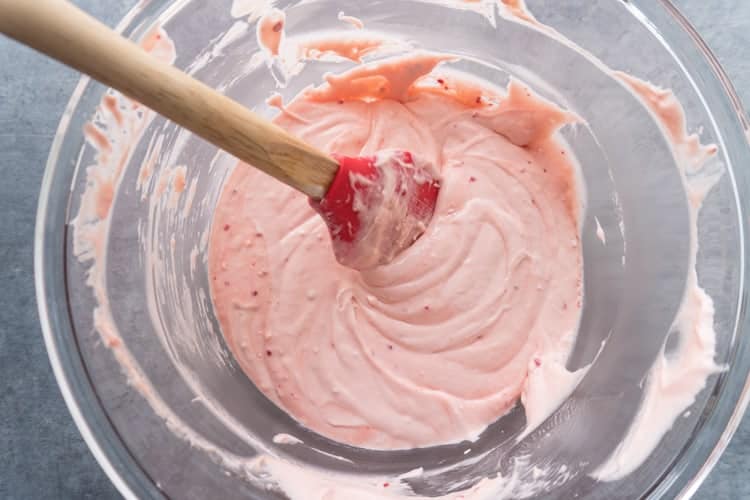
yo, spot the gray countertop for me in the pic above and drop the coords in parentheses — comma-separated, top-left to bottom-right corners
(1, 1, 749, 498)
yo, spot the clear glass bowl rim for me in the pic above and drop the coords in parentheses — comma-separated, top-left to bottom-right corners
(33, 1, 750, 498)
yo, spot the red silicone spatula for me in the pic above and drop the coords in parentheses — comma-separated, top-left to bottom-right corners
(314, 151, 440, 269)
(0, 0, 440, 269)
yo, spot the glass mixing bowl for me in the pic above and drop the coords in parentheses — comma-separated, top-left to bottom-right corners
(35, 0, 750, 498)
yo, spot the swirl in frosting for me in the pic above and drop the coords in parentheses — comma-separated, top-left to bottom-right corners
(208, 54, 583, 449)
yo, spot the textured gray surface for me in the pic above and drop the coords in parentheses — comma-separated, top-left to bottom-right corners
(0, 1, 749, 499)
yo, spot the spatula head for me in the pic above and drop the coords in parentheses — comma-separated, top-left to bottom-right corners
(313, 150, 440, 270)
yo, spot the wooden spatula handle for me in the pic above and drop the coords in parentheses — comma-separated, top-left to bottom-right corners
(0, 0, 339, 199)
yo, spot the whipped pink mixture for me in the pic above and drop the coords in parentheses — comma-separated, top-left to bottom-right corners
(208, 53, 583, 449)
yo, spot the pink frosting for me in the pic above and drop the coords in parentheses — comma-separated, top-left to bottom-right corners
(208, 54, 582, 449)
(256, 8, 285, 56)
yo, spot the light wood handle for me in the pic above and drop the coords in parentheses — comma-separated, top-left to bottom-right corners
(0, 0, 339, 198)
